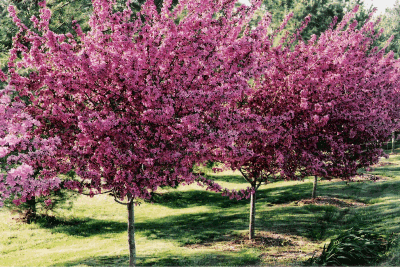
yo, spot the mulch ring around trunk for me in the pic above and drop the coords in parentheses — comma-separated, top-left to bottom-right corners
(184, 231, 320, 264)
(295, 196, 367, 208)
(185, 231, 312, 251)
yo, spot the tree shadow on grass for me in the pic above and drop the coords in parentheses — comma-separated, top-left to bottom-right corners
(34, 216, 127, 237)
(154, 170, 399, 210)
(373, 166, 400, 176)
(136, 203, 357, 245)
(151, 181, 331, 209)
(156, 173, 399, 211)
(257, 182, 312, 204)
(150, 190, 250, 209)
(138, 211, 248, 245)
(139, 177, 400, 245)
(58, 255, 129, 266)
(58, 250, 260, 266)
(346, 201, 400, 233)
(260, 205, 354, 240)
(204, 173, 250, 184)
(317, 178, 400, 204)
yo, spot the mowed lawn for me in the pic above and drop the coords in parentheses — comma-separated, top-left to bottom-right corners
(1, 155, 400, 266)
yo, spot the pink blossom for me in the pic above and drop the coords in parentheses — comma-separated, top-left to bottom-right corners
(44, 198, 52, 206)
(0, 147, 9, 158)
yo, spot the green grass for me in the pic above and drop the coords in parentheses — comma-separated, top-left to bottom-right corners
(1, 157, 400, 266)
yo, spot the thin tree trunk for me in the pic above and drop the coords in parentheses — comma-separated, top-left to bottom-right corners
(312, 175, 318, 199)
(392, 132, 396, 153)
(249, 188, 256, 240)
(26, 196, 36, 223)
(127, 199, 136, 267)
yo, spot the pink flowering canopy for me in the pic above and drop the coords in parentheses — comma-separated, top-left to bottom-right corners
(2, 0, 399, 209)
(232, 7, 400, 183)
(0, 0, 275, 204)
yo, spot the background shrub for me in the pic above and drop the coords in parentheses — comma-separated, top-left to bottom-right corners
(305, 228, 395, 266)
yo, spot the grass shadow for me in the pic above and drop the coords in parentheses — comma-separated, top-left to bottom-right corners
(137, 211, 248, 245)
(205, 173, 249, 184)
(151, 180, 349, 210)
(58, 255, 129, 266)
(150, 190, 249, 209)
(257, 182, 312, 204)
(136, 204, 355, 245)
(34, 215, 127, 237)
(57, 251, 260, 266)
(347, 201, 400, 233)
(317, 178, 400, 204)
(260, 204, 355, 240)
(142, 178, 400, 244)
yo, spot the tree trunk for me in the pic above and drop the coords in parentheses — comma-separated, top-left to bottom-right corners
(392, 132, 396, 153)
(127, 199, 136, 267)
(312, 176, 318, 199)
(26, 196, 36, 223)
(249, 188, 256, 240)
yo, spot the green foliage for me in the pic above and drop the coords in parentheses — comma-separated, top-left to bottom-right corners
(382, 236, 400, 266)
(0, 0, 180, 54)
(0, 0, 92, 53)
(377, 0, 400, 58)
(0, 0, 373, 54)
(306, 228, 395, 266)
(0, 52, 7, 88)
(261, 0, 372, 42)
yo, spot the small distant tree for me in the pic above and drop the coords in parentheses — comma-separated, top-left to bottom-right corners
(0, 91, 77, 222)
(0, 90, 62, 215)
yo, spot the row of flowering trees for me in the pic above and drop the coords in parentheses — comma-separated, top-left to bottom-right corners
(1, 0, 400, 265)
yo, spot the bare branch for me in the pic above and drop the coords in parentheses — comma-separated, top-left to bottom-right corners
(53, 0, 79, 12)
(70, 189, 113, 196)
(256, 180, 262, 190)
(239, 167, 253, 184)
(114, 197, 129, 206)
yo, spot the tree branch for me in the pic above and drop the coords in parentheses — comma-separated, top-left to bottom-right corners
(114, 197, 129, 205)
(239, 167, 252, 184)
(72, 189, 113, 196)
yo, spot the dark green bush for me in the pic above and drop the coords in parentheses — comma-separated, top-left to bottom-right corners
(305, 228, 395, 266)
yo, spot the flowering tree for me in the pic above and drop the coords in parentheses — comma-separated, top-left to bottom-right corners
(228, 7, 400, 240)
(0, 0, 267, 265)
(285, 11, 400, 196)
(0, 86, 62, 210)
